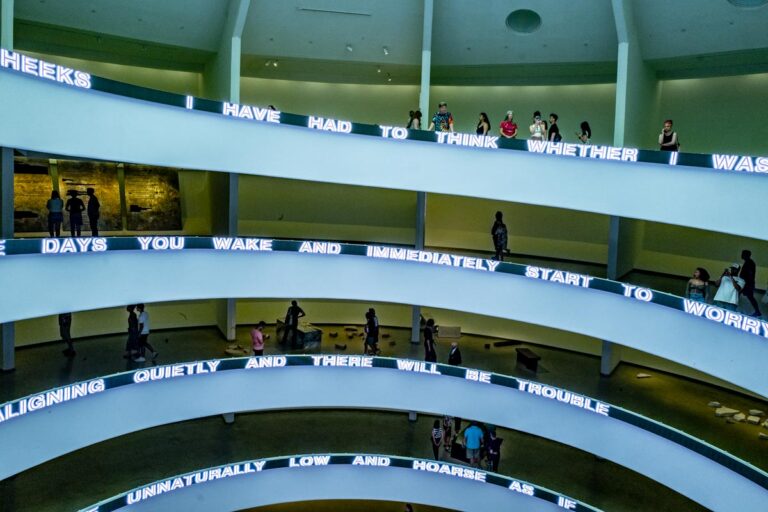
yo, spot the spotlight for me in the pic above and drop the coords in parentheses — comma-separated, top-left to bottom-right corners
(346, 44, 353, 52)
(265, 60, 271, 67)
(383, 46, 389, 55)
(377, 66, 381, 73)
(273, 60, 278, 67)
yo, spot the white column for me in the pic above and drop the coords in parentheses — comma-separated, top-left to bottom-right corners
(0, 0, 13, 51)
(411, 0, 433, 344)
(1, 147, 14, 370)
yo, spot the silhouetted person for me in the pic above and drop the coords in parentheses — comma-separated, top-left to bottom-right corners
(430, 419, 444, 460)
(740, 250, 762, 317)
(424, 319, 437, 362)
(46, 190, 64, 237)
(59, 312, 75, 357)
(124, 305, 140, 359)
(491, 211, 508, 261)
(486, 430, 503, 472)
(281, 300, 305, 348)
(86, 188, 100, 236)
(65, 190, 85, 237)
(134, 303, 157, 362)
(448, 341, 462, 366)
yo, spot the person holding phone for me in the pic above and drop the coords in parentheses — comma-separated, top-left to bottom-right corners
(529, 110, 546, 141)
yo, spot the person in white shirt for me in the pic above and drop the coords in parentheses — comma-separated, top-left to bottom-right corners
(134, 303, 158, 362)
(713, 264, 744, 312)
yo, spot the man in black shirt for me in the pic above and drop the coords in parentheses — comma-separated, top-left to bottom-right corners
(86, 188, 101, 236)
(59, 312, 75, 356)
(65, 190, 86, 237)
(281, 300, 306, 348)
(448, 341, 462, 366)
(740, 250, 762, 317)
(548, 113, 561, 142)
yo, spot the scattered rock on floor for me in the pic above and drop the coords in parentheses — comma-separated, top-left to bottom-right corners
(382, 333, 391, 339)
(344, 326, 358, 332)
(707, 401, 721, 408)
(747, 416, 761, 425)
(762, 420, 768, 429)
(334, 343, 347, 350)
(726, 417, 737, 424)
(329, 332, 339, 338)
(759, 433, 768, 441)
(749, 409, 765, 417)
(389, 341, 396, 346)
(733, 413, 747, 422)
(715, 407, 740, 417)
(484, 344, 491, 350)
(636, 373, 651, 379)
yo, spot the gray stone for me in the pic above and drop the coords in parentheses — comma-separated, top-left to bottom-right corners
(749, 409, 764, 417)
(759, 433, 768, 441)
(707, 401, 721, 408)
(747, 416, 761, 425)
(636, 373, 651, 379)
(733, 413, 747, 422)
(715, 407, 739, 417)
(726, 417, 737, 424)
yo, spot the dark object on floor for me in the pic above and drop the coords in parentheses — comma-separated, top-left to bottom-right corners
(344, 326, 358, 332)
(450, 440, 469, 462)
(484, 344, 491, 349)
(329, 332, 339, 338)
(494, 340, 522, 347)
(389, 341, 396, 346)
(359, 333, 365, 337)
(334, 343, 347, 350)
(347, 333, 355, 339)
(382, 333, 391, 338)
(516, 347, 541, 372)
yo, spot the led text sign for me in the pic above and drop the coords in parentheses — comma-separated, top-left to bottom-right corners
(0, 49, 91, 89)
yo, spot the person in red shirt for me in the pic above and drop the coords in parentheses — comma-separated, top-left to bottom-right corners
(251, 321, 266, 356)
(499, 110, 518, 138)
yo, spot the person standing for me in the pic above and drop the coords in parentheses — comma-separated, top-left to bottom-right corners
(251, 321, 266, 356)
(281, 300, 306, 348)
(548, 113, 561, 142)
(423, 318, 437, 362)
(463, 421, 484, 467)
(442, 415, 453, 455)
(476, 112, 491, 135)
(65, 190, 85, 237)
(406, 110, 422, 130)
(430, 419, 444, 460)
(364, 308, 380, 355)
(499, 111, 518, 139)
(714, 264, 744, 311)
(428, 102, 454, 132)
(740, 250, 762, 317)
(59, 312, 75, 357)
(124, 305, 140, 360)
(685, 267, 710, 303)
(529, 111, 546, 141)
(486, 430, 503, 472)
(46, 190, 64, 237)
(491, 211, 508, 261)
(659, 119, 679, 151)
(134, 303, 157, 362)
(86, 188, 101, 236)
(447, 342, 462, 366)
(576, 121, 591, 144)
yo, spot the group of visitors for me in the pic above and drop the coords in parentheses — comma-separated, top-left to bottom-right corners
(124, 304, 158, 362)
(45, 188, 100, 237)
(430, 418, 502, 470)
(686, 250, 764, 316)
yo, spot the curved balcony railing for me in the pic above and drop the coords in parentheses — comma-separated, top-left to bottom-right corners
(1, 356, 766, 511)
(1, 51, 767, 241)
(77, 453, 600, 512)
(1, 236, 766, 396)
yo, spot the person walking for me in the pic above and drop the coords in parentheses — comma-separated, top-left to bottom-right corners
(65, 190, 85, 237)
(364, 309, 380, 355)
(59, 312, 75, 357)
(486, 429, 503, 472)
(491, 211, 508, 261)
(447, 341, 462, 366)
(134, 303, 157, 362)
(740, 250, 762, 317)
(430, 419, 444, 460)
(251, 321, 266, 356)
(423, 318, 437, 362)
(86, 188, 101, 236)
(281, 300, 306, 348)
(124, 305, 140, 360)
(46, 190, 64, 237)
(463, 422, 484, 467)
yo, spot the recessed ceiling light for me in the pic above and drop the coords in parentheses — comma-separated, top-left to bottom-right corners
(346, 44, 353, 52)
(265, 60, 271, 67)
(377, 66, 381, 73)
(506, 9, 542, 34)
(727, 0, 768, 7)
(273, 60, 278, 67)
(383, 46, 389, 55)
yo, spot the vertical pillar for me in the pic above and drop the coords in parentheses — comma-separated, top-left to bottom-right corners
(212, 172, 239, 341)
(0, 0, 13, 51)
(1, 147, 14, 370)
(411, 0, 433, 344)
(117, 163, 128, 232)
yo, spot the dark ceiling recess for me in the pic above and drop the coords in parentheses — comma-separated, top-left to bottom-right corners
(506, 9, 542, 34)
(727, 0, 768, 7)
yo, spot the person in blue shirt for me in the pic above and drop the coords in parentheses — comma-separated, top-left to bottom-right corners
(463, 421, 484, 467)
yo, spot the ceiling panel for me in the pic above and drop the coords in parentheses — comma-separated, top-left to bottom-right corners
(432, 0, 618, 65)
(635, 0, 768, 59)
(241, 0, 423, 65)
(16, 0, 227, 51)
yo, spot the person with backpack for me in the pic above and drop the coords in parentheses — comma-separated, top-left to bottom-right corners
(491, 211, 508, 261)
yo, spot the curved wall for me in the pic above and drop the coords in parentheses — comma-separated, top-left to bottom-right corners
(80, 454, 596, 512)
(1, 68, 768, 241)
(2, 359, 766, 511)
(0, 247, 767, 397)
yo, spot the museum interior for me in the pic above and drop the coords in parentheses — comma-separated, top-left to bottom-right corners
(1, 1, 768, 511)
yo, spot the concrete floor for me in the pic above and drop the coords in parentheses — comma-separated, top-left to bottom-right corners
(1, 326, 765, 511)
